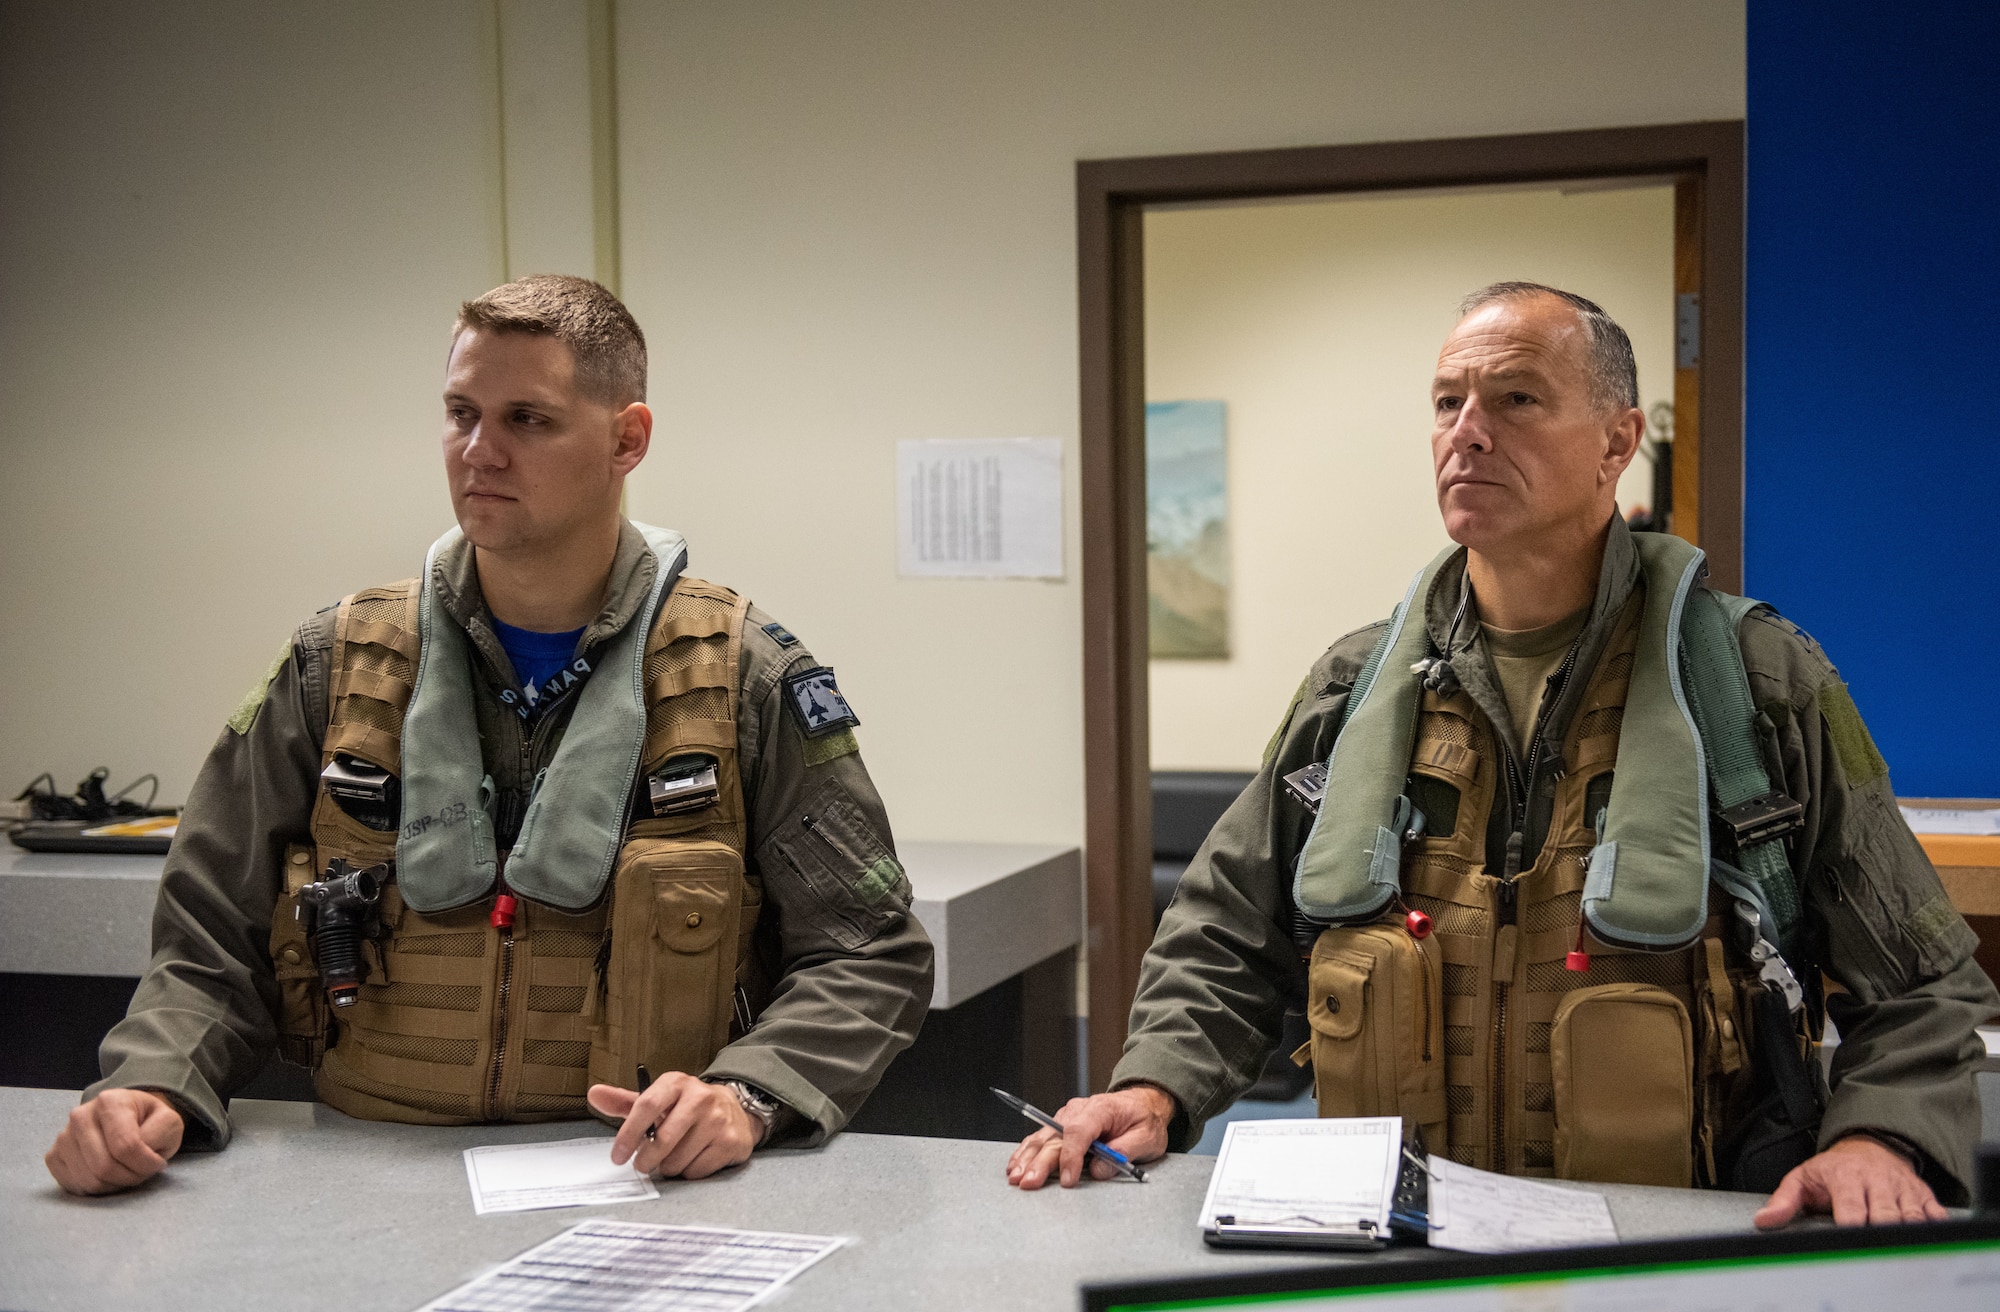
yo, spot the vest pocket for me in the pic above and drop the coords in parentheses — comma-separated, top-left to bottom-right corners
(593, 837, 744, 1090)
(1551, 983, 1693, 1186)
(1305, 924, 1447, 1148)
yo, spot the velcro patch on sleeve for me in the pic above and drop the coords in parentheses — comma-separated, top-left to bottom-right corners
(853, 855, 907, 907)
(762, 620, 799, 647)
(1817, 681, 1889, 787)
(227, 640, 294, 735)
(801, 726, 859, 767)
(783, 665, 860, 738)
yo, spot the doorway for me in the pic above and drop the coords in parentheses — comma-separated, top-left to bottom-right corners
(1076, 122, 1744, 1090)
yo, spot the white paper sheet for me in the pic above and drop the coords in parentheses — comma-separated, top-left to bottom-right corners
(1425, 1156, 1618, 1253)
(1197, 1117, 1401, 1234)
(417, 1219, 844, 1312)
(896, 437, 1064, 578)
(462, 1137, 659, 1216)
(1900, 806, 2000, 836)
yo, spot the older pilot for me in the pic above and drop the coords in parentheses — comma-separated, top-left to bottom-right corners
(1009, 282, 1997, 1227)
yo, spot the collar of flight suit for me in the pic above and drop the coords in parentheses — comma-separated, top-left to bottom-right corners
(1419, 513, 1642, 771)
(428, 519, 664, 689)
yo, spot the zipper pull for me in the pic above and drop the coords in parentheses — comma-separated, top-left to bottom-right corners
(1493, 923, 1519, 980)
(490, 886, 518, 930)
(1502, 831, 1524, 880)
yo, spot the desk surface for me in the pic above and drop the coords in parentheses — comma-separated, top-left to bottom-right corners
(1, 1086, 1773, 1312)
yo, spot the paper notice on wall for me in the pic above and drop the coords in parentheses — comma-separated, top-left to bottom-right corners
(896, 438, 1063, 578)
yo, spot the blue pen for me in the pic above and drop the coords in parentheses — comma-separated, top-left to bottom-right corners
(991, 1086, 1149, 1182)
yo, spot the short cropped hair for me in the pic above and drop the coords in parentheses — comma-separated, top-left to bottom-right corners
(1458, 281, 1638, 413)
(455, 274, 647, 406)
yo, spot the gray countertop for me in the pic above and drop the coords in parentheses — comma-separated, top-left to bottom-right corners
(0, 840, 1083, 1009)
(1, 1085, 1772, 1312)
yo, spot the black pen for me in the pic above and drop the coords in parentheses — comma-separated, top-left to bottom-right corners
(991, 1086, 1148, 1182)
(637, 1063, 656, 1141)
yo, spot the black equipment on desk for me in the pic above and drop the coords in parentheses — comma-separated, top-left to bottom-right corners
(1085, 1216, 2000, 1312)
(9, 767, 179, 854)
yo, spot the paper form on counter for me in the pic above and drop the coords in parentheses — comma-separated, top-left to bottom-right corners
(417, 1219, 845, 1311)
(1425, 1155, 1618, 1253)
(462, 1137, 658, 1215)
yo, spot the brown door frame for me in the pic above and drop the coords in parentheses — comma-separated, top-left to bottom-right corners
(1076, 120, 1744, 1091)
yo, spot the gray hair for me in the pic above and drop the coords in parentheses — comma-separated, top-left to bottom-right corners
(1457, 281, 1638, 413)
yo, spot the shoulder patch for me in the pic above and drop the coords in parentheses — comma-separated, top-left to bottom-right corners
(1817, 681, 1889, 787)
(762, 620, 799, 647)
(783, 665, 861, 738)
(227, 640, 294, 735)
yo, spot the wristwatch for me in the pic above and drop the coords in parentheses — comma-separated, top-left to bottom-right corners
(712, 1079, 786, 1146)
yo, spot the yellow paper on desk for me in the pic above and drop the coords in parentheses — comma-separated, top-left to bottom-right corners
(80, 816, 178, 839)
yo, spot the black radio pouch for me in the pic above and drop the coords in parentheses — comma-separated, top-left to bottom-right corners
(1716, 985, 1828, 1193)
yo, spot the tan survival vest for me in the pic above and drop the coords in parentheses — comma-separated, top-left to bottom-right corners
(1301, 594, 1764, 1186)
(267, 575, 765, 1124)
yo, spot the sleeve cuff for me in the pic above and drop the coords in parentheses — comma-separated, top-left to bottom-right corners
(85, 1064, 231, 1152)
(701, 1048, 840, 1147)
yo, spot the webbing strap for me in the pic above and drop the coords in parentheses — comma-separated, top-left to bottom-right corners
(1679, 589, 1802, 951)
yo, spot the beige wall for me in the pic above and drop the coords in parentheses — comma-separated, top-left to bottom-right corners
(0, 1, 502, 806)
(613, 1, 1742, 846)
(0, 0, 1744, 838)
(1146, 185, 1677, 772)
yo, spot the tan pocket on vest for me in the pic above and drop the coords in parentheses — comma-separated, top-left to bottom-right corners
(1305, 923, 1446, 1148)
(590, 838, 744, 1089)
(268, 843, 328, 1069)
(1551, 982, 1693, 1186)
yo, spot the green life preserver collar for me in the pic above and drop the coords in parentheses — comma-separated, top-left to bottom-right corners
(1294, 534, 1714, 951)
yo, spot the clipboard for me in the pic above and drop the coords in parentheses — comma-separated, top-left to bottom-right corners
(1197, 1117, 1430, 1252)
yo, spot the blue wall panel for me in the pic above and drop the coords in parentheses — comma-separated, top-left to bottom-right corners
(1746, 1, 2000, 797)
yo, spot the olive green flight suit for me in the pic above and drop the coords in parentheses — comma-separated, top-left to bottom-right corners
(1113, 518, 1999, 1203)
(89, 522, 934, 1149)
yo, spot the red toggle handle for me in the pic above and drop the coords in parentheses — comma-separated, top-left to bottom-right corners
(490, 893, 518, 930)
(1404, 908, 1433, 940)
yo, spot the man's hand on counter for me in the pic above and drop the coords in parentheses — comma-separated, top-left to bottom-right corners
(45, 1087, 185, 1196)
(1006, 1084, 1174, 1190)
(589, 1075, 757, 1180)
(1754, 1133, 1949, 1228)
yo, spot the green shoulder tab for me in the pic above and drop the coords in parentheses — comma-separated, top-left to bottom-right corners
(801, 725, 859, 767)
(1817, 681, 1889, 787)
(227, 640, 294, 735)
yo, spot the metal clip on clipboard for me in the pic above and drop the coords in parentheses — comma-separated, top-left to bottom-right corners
(1207, 1216, 1387, 1250)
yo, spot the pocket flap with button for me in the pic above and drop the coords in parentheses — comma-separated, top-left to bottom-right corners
(652, 879, 733, 955)
(1307, 951, 1372, 1041)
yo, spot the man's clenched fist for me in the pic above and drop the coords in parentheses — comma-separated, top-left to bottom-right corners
(46, 1088, 185, 1196)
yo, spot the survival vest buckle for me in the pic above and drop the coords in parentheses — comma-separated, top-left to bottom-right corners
(1718, 791, 1805, 849)
(1732, 901, 1805, 1015)
(1281, 761, 1328, 814)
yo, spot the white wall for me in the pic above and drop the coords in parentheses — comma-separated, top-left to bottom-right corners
(1146, 185, 1677, 772)
(0, 1, 503, 806)
(613, 1, 1742, 844)
(0, 0, 1745, 836)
